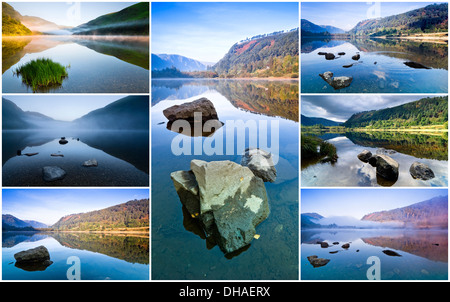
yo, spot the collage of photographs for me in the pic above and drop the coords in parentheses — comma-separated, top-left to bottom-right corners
(0, 0, 448, 284)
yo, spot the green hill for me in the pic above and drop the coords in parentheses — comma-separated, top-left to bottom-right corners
(348, 3, 448, 36)
(343, 96, 448, 129)
(213, 28, 299, 78)
(71, 2, 149, 35)
(2, 3, 32, 36)
(52, 199, 149, 231)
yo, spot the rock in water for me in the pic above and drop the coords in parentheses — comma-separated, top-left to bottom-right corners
(357, 150, 372, 162)
(404, 61, 431, 69)
(163, 97, 219, 123)
(172, 159, 270, 254)
(240, 148, 277, 182)
(42, 166, 66, 182)
(82, 159, 98, 167)
(382, 249, 402, 257)
(307, 255, 330, 268)
(324, 53, 335, 60)
(319, 71, 352, 90)
(409, 161, 435, 180)
(14, 246, 53, 272)
(59, 138, 68, 144)
(352, 54, 360, 60)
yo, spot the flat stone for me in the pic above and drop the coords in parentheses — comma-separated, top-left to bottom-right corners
(42, 166, 66, 182)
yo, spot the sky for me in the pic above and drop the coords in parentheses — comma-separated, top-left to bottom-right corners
(4, 95, 131, 121)
(301, 2, 442, 31)
(301, 95, 445, 123)
(2, 189, 149, 226)
(151, 2, 299, 63)
(8, 2, 138, 27)
(301, 188, 448, 220)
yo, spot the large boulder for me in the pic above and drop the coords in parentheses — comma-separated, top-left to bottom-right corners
(163, 97, 219, 123)
(319, 71, 352, 90)
(357, 150, 372, 162)
(171, 159, 270, 254)
(14, 246, 53, 272)
(307, 255, 330, 268)
(240, 148, 277, 182)
(372, 154, 399, 181)
(42, 166, 66, 182)
(409, 161, 435, 180)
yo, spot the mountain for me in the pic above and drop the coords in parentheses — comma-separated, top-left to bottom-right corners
(2, 2, 32, 35)
(362, 196, 448, 229)
(72, 95, 149, 130)
(301, 114, 341, 126)
(152, 54, 209, 71)
(2, 214, 47, 231)
(213, 28, 299, 78)
(348, 3, 448, 36)
(71, 2, 149, 35)
(342, 96, 448, 128)
(52, 199, 149, 231)
(301, 19, 345, 34)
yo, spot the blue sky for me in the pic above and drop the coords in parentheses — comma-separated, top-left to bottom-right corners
(8, 2, 139, 27)
(301, 2, 442, 31)
(4, 95, 132, 121)
(2, 189, 149, 226)
(301, 188, 448, 219)
(152, 2, 299, 63)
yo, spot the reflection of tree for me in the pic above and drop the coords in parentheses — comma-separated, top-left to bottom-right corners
(345, 131, 448, 160)
(362, 231, 448, 263)
(50, 232, 149, 265)
(2, 37, 32, 73)
(215, 80, 299, 122)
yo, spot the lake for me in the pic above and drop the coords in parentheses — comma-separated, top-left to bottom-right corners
(301, 37, 448, 93)
(301, 228, 448, 280)
(2, 35, 149, 93)
(301, 131, 448, 187)
(151, 79, 299, 280)
(2, 130, 149, 186)
(2, 232, 149, 280)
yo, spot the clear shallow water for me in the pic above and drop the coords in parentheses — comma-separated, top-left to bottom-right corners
(2, 36, 149, 93)
(301, 132, 448, 187)
(301, 38, 448, 93)
(2, 130, 149, 186)
(2, 232, 149, 280)
(301, 229, 448, 280)
(151, 79, 299, 280)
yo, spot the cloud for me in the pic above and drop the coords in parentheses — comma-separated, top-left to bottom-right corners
(316, 216, 404, 229)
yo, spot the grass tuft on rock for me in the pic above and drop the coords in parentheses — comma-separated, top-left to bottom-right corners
(14, 58, 69, 92)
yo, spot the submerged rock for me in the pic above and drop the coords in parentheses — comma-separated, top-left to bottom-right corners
(319, 71, 353, 90)
(14, 246, 53, 271)
(409, 161, 435, 180)
(42, 166, 66, 182)
(171, 159, 270, 254)
(240, 148, 276, 182)
(307, 255, 330, 268)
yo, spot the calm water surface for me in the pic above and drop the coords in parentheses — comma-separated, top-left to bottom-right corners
(2, 232, 149, 280)
(302, 229, 448, 280)
(301, 132, 448, 187)
(2, 36, 149, 93)
(151, 79, 299, 280)
(301, 38, 448, 93)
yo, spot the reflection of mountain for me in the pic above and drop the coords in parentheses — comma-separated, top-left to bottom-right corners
(50, 232, 149, 265)
(362, 231, 448, 263)
(2, 232, 49, 248)
(71, 2, 149, 36)
(362, 195, 448, 229)
(345, 131, 448, 161)
(214, 80, 299, 122)
(151, 79, 213, 106)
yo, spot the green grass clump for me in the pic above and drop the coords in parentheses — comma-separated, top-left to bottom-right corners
(301, 134, 338, 162)
(14, 58, 69, 92)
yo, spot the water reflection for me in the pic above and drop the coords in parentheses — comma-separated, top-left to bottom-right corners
(301, 38, 448, 93)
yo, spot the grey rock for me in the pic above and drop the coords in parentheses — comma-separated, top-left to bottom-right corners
(42, 166, 66, 182)
(82, 159, 98, 167)
(409, 161, 435, 180)
(14, 246, 51, 263)
(307, 255, 330, 268)
(170, 170, 200, 217)
(241, 148, 276, 182)
(357, 150, 372, 162)
(374, 154, 399, 181)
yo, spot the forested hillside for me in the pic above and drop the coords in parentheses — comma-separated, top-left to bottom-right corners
(2, 3, 32, 36)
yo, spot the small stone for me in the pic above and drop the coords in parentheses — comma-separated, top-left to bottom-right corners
(82, 159, 98, 167)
